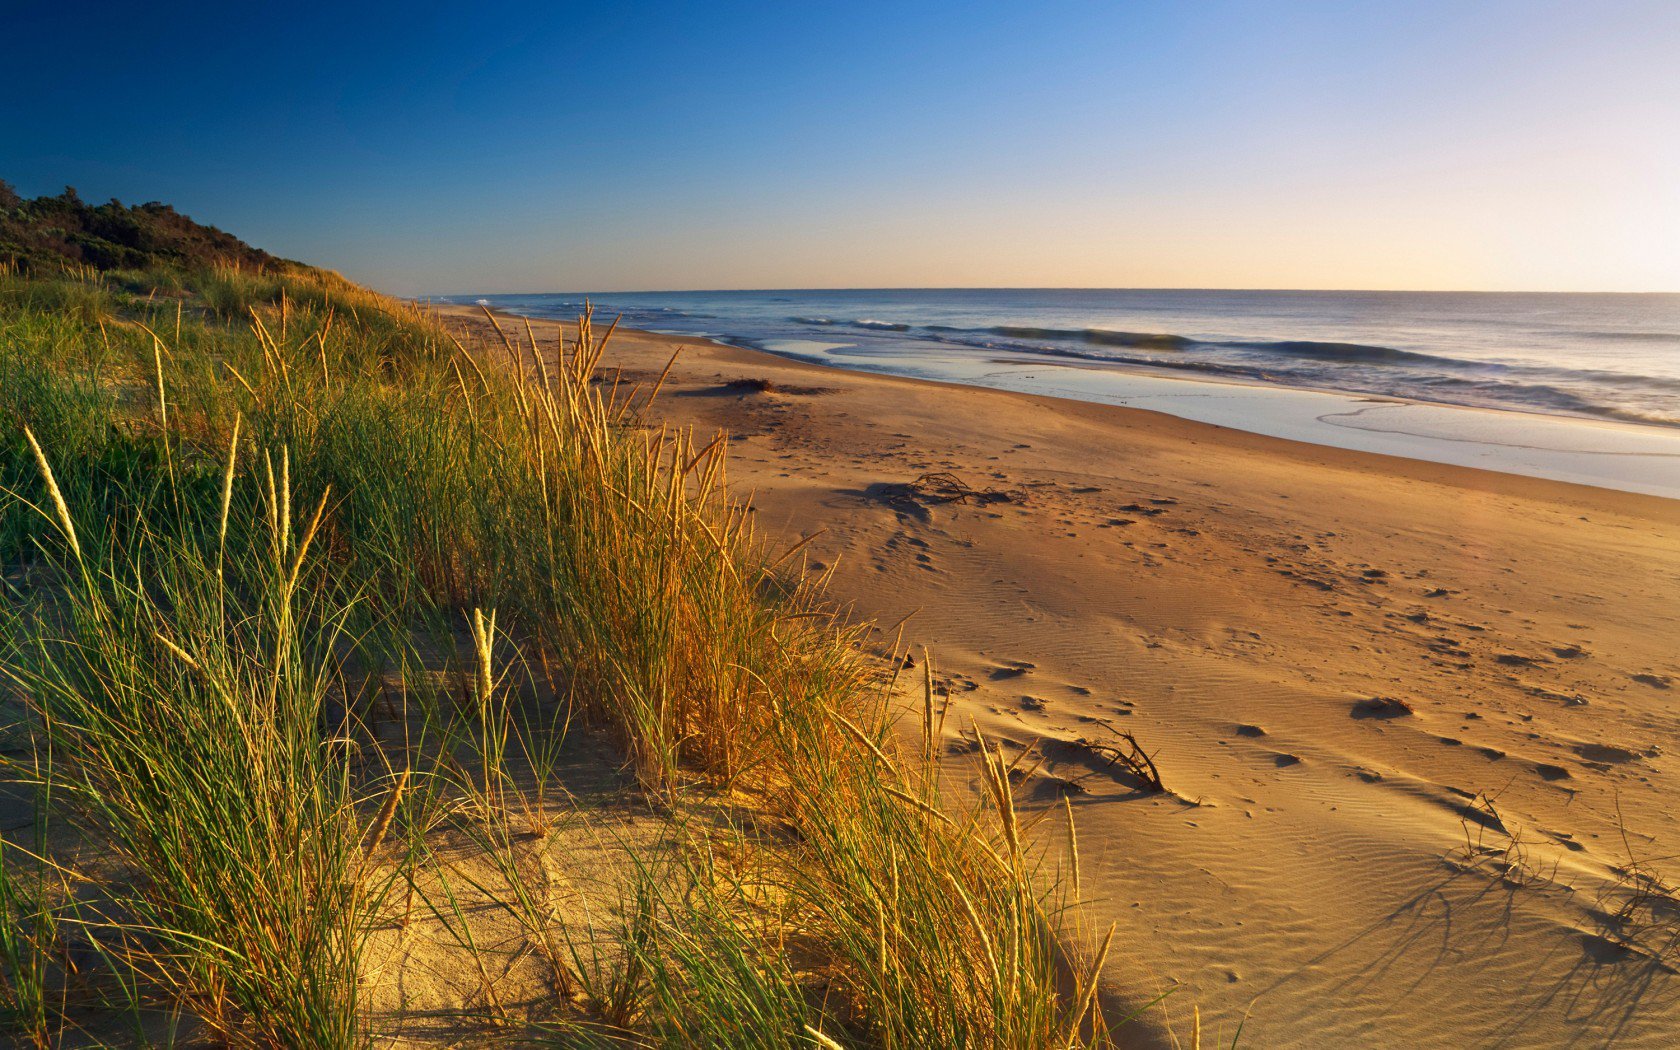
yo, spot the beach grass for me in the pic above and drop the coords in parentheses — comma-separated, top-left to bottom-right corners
(0, 262, 1117, 1046)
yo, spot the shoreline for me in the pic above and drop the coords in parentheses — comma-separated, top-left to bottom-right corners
(441, 300, 1680, 1045)
(465, 301, 1680, 501)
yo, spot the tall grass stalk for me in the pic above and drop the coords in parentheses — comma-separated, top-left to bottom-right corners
(4, 438, 393, 1047)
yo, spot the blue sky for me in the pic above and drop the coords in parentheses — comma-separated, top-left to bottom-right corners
(5, 1, 1677, 293)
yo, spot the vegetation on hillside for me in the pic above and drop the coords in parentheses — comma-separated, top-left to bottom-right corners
(0, 182, 286, 275)
(0, 254, 1121, 1047)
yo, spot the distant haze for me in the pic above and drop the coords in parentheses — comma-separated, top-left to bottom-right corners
(5, 1, 1677, 294)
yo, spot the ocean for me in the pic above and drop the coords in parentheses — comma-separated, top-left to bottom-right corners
(456, 288, 1680, 429)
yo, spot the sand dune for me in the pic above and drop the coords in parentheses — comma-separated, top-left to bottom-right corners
(444, 305, 1680, 1047)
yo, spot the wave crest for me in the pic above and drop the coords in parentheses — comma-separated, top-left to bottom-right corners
(1232, 339, 1443, 365)
(989, 326, 1193, 351)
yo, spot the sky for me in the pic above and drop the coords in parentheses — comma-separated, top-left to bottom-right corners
(4, 1, 1678, 294)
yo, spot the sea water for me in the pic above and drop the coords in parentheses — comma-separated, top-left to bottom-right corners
(451, 288, 1680, 497)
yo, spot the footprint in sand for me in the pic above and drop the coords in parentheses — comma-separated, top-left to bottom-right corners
(989, 660, 1036, 680)
(1574, 743, 1644, 765)
(1351, 697, 1415, 719)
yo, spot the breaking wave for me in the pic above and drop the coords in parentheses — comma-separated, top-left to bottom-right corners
(472, 289, 1680, 431)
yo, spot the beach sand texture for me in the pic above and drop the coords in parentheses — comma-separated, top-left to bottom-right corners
(443, 305, 1680, 1047)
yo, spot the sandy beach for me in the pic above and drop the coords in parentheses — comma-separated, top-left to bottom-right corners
(443, 303, 1680, 1047)
(11, 5, 1676, 1043)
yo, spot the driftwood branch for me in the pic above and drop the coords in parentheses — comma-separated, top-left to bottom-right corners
(1074, 719, 1166, 793)
(880, 472, 1024, 516)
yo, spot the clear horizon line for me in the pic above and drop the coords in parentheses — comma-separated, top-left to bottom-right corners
(422, 284, 1680, 298)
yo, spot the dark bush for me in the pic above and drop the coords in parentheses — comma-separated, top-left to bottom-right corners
(0, 181, 293, 274)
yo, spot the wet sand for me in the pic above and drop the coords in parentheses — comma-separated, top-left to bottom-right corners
(734, 336, 1680, 500)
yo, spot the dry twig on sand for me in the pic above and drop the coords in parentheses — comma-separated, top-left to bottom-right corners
(882, 472, 1023, 515)
(1073, 719, 1166, 793)
(1596, 799, 1680, 961)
